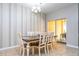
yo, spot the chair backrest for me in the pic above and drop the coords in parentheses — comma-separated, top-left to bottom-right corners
(60, 33, 66, 38)
(46, 32, 54, 43)
(38, 33, 46, 46)
(18, 32, 25, 47)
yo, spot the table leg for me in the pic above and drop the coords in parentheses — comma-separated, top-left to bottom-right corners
(27, 43, 30, 56)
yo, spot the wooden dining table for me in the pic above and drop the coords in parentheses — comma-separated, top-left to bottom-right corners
(22, 35, 39, 56)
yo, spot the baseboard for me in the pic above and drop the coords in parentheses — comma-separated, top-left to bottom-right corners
(0, 45, 19, 51)
(66, 44, 78, 48)
(0, 44, 78, 51)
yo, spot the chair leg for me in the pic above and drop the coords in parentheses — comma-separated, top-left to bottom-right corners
(22, 48, 25, 56)
(32, 47, 34, 55)
(47, 45, 49, 54)
(44, 47, 47, 55)
(39, 48, 41, 56)
(19, 47, 22, 55)
(51, 43, 53, 52)
(50, 44, 53, 54)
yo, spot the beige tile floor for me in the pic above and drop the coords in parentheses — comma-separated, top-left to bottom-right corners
(0, 42, 78, 56)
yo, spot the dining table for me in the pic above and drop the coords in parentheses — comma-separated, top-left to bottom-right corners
(22, 35, 39, 56)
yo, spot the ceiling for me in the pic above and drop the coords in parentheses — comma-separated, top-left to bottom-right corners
(23, 3, 75, 14)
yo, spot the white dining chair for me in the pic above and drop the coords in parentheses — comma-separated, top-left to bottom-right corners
(34, 33, 47, 56)
(18, 32, 39, 56)
(46, 32, 54, 54)
(18, 32, 27, 56)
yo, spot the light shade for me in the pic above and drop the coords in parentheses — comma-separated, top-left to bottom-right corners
(32, 6, 41, 13)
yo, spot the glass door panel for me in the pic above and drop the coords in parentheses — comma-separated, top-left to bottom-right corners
(48, 20, 55, 35)
(56, 19, 66, 42)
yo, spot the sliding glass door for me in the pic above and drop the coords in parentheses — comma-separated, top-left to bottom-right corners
(56, 19, 66, 42)
(47, 19, 67, 43)
(48, 20, 55, 35)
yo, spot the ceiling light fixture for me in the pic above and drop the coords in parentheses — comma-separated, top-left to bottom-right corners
(32, 3, 41, 13)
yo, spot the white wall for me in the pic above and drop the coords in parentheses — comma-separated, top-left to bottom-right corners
(0, 3, 46, 49)
(78, 3, 79, 47)
(46, 4, 78, 48)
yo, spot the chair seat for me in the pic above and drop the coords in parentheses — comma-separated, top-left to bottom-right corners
(23, 44, 27, 48)
(30, 42, 39, 46)
(30, 42, 46, 46)
(23, 42, 39, 48)
(40, 43, 46, 46)
(47, 42, 52, 44)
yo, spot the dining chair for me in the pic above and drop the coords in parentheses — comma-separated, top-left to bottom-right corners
(18, 32, 27, 56)
(60, 33, 66, 43)
(46, 32, 53, 54)
(18, 32, 39, 56)
(34, 33, 47, 56)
